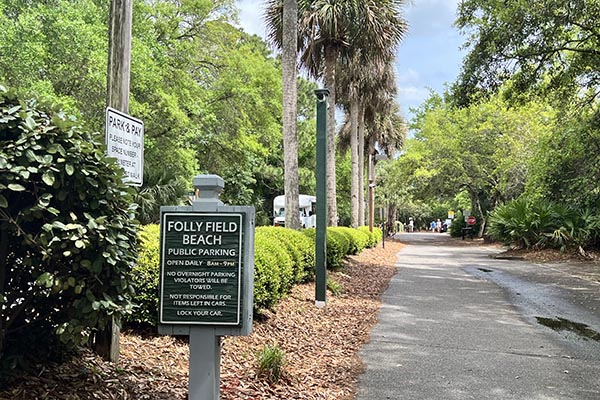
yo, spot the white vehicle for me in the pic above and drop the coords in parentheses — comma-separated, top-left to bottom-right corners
(273, 194, 317, 228)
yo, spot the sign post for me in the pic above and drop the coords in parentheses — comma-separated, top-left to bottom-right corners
(105, 107, 144, 186)
(159, 175, 254, 400)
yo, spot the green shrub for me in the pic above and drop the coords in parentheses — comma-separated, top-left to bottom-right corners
(488, 198, 558, 248)
(357, 226, 376, 247)
(358, 226, 382, 247)
(128, 224, 160, 326)
(330, 226, 370, 254)
(302, 228, 346, 269)
(126, 224, 385, 324)
(255, 226, 314, 283)
(488, 197, 600, 250)
(254, 228, 294, 310)
(449, 212, 466, 237)
(328, 228, 350, 259)
(0, 87, 138, 368)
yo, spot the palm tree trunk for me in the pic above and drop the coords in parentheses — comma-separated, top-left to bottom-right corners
(358, 104, 366, 226)
(350, 84, 359, 228)
(324, 46, 338, 226)
(282, 0, 300, 229)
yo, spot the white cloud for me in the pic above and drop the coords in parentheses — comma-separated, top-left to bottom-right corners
(398, 86, 431, 111)
(235, 0, 268, 39)
(396, 68, 421, 85)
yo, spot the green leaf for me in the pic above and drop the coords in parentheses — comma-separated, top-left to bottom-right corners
(92, 259, 103, 274)
(65, 164, 75, 176)
(75, 240, 85, 248)
(39, 196, 51, 207)
(8, 183, 26, 191)
(0, 195, 7, 208)
(24, 116, 37, 131)
(47, 207, 60, 216)
(6, 105, 20, 114)
(25, 150, 37, 162)
(35, 272, 54, 287)
(42, 171, 55, 186)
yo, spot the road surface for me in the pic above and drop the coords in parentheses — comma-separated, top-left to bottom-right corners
(357, 232, 600, 400)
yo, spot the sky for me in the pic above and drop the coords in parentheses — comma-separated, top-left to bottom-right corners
(234, 0, 467, 122)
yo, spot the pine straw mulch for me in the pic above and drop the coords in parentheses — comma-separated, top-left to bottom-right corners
(0, 241, 404, 400)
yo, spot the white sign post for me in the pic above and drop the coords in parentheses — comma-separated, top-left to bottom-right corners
(105, 107, 144, 186)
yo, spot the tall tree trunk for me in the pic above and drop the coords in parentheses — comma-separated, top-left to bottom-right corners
(358, 104, 366, 226)
(349, 84, 359, 228)
(366, 137, 376, 228)
(282, 0, 300, 229)
(474, 195, 486, 237)
(324, 47, 338, 226)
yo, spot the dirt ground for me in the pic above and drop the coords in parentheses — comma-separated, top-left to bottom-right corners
(0, 241, 404, 400)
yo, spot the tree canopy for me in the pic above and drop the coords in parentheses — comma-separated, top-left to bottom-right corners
(454, 0, 600, 107)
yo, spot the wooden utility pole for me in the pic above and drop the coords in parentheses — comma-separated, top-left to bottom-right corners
(107, 0, 132, 113)
(95, 0, 133, 363)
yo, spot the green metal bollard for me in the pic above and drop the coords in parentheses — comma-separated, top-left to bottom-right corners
(314, 89, 329, 307)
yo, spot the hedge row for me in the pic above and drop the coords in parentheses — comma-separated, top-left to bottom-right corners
(129, 225, 382, 326)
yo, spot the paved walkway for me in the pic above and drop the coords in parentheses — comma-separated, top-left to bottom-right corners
(356, 233, 600, 400)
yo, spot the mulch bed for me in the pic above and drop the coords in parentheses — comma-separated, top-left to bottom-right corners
(0, 241, 404, 400)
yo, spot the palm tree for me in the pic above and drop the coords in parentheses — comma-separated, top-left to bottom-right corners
(282, 0, 301, 229)
(267, 0, 351, 226)
(266, 0, 407, 226)
(337, 59, 404, 226)
(360, 60, 400, 224)
(263, 0, 301, 229)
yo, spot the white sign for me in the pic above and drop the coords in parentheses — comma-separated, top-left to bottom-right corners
(105, 107, 144, 186)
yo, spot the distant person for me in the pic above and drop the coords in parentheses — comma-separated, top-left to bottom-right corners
(430, 220, 436, 232)
(436, 218, 442, 233)
(408, 218, 414, 232)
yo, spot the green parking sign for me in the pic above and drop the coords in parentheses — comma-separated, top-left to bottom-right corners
(159, 212, 244, 325)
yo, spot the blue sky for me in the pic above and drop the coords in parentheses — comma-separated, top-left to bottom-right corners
(234, 0, 466, 122)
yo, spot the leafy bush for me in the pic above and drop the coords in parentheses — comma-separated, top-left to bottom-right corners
(449, 212, 466, 237)
(488, 197, 600, 250)
(302, 228, 345, 269)
(329, 226, 370, 254)
(254, 228, 294, 310)
(255, 227, 314, 282)
(357, 226, 382, 247)
(328, 229, 350, 260)
(127, 224, 160, 327)
(488, 198, 558, 248)
(0, 87, 138, 368)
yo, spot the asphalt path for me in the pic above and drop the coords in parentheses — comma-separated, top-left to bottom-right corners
(356, 232, 600, 400)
